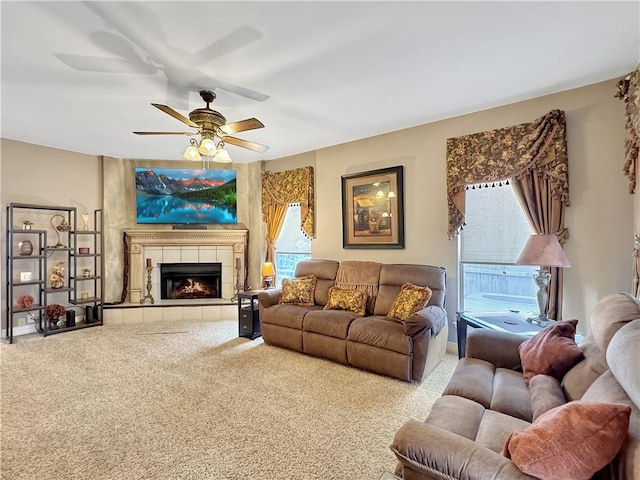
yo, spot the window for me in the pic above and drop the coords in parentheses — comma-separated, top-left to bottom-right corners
(274, 204, 311, 283)
(459, 184, 538, 313)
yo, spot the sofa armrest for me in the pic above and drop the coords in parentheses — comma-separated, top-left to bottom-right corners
(257, 288, 282, 308)
(391, 419, 535, 480)
(404, 305, 446, 337)
(466, 329, 527, 369)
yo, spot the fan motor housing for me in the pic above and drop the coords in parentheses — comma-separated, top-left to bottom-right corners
(189, 108, 226, 131)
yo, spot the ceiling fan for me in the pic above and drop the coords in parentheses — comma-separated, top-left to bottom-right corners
(134, 89, 268, 163)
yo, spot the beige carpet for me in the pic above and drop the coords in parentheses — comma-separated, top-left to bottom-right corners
(0, 318, 457, 480)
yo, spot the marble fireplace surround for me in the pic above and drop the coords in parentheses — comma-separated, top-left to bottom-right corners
(124, 229, 248, 304)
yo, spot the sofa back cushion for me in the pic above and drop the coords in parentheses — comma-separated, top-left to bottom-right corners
(563, 293, 640, 400)
(294, 259, 339, 306)
(335, 261, 383, 314)
(374, 264, 446, 316)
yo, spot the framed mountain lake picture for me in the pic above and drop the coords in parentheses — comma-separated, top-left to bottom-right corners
(135, 168, 237, 225)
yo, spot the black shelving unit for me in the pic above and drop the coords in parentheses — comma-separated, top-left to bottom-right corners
(5, 203, 103, 343)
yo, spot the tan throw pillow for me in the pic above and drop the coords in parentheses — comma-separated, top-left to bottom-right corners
(387, 283, 432, 321)
(503, 401, 631, 480)
(323, 286, 368, 315)
(518, 319, 584, 385)
(279, 275, 317, 306)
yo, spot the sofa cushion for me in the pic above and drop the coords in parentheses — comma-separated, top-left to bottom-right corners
(323, 286, 367, 315)
(279, 275, 317, 306)
(563, 293, 640, 401)
(294, 259, 339, 306)
(528, 374, 567, 421)
(261, 303, 322, 330)
(518, 319, 584, 385)
(303, 309, 359, 339)
(346, 316, 412, 355)
(387, 283, 432, 321)
(374, 264, 446, 315)
(503, 401, 631, 480)
(335, 261, 383, 314)
(443, 358, 533, 421)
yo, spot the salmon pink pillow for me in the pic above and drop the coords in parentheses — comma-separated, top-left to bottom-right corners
(503, 401, 631, 480)
(518, 319, 583, 385)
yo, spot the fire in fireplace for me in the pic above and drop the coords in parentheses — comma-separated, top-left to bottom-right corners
(160, 263, 222, 300)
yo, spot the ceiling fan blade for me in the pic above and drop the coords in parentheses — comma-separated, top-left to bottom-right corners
(151, 103, 200, 129)
(133, 131, 195, 136)
(222, 136, 269, 153)
(219, 118, 265, 135)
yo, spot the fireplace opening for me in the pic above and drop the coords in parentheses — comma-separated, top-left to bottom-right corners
(160, 263, 221, 300)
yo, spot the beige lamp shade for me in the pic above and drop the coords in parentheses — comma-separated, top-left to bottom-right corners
(515, 234, 571, 268)
(261, 262, 275, 276)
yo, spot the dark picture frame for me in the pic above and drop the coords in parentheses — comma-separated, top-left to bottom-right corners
(341, 166, 405, 249)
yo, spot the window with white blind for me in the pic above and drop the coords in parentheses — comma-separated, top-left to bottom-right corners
(274, 204, 311, 284)
(459, 184, 538, 313)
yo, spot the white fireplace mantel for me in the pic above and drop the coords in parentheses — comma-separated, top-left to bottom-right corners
(124, 229, 248, 303)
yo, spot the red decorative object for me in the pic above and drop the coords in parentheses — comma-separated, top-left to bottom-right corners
(46, 303, 66, 320)
(17, 295, 34, 309)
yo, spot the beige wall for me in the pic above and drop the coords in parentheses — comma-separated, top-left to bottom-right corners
(1, 78, 633, 335)
(1, 140, 103, 326)
(264, 79, 633, 334)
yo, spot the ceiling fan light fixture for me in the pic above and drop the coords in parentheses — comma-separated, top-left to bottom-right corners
(198, 137, 217, 156)
(182, 139, 202, 161)
(213, 143, 232, 163)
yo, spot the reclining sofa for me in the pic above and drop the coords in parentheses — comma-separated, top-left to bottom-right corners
(257, 259, 449, 382)
(391, 292, 640, 479)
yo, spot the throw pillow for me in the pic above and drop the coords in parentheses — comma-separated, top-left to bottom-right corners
(323, 286, 368, 315)
(518, 319, 584, 385)
(279, 275, 317, 306)
(387, 283, 432, 321)
(502, 401, 631, 480)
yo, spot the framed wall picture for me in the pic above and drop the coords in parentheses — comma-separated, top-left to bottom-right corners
(341, 166, 405, 249)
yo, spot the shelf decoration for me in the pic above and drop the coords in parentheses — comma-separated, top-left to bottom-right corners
(49, 214, 71, 248)
(49, 261, 65, 289)
(46, 303, 66, 329)
(16, 295, 34, 309)
(18, 240, 33, 256)
(22, 220, 33, 230)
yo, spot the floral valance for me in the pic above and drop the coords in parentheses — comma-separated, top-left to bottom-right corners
(446, 109, 569, 239)
(615, 66, 640, 194)
(262, 166, 315, 238)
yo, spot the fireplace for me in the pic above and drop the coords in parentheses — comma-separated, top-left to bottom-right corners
(160, 263, 222, 300)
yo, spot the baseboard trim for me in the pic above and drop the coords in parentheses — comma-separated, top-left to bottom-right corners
(446, 341, 458, 356)
(3, 323, 38, 339)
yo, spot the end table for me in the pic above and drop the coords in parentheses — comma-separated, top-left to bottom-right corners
(456, 311, 545, 358)
(237, 291, 261, 340)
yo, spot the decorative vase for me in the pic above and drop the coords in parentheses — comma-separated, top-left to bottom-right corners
(48, 317, 58, 329)
(50, 278, 64, 289)
(22, 224, 32, 231)
(18, 240, 33, 256)
(56, 319, 66, 329)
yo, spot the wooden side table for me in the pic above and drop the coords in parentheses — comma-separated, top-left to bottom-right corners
(456, 311, 545, 358)
(237, 291, 261, 340)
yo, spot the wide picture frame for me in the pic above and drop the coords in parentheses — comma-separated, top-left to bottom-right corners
(341, 166, 405, 249)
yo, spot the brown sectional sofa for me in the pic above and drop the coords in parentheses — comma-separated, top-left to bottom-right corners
(391, 292, 640, 479)
(257, 259, 449, 382)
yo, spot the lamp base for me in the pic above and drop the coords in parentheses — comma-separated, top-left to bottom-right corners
(264, 278, 273, 290)
(526, 314, 552, 327)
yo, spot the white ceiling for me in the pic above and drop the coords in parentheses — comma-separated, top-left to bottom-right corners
(1, 1, 639, 164)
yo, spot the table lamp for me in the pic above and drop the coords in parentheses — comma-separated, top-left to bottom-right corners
(515, 234, 571, 326)
(262, 262, 275, 289)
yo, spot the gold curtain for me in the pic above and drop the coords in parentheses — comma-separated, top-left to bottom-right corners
(262, 166, 315, 279)
(615, 66, 640, 297)
(446, 110, 570, 319)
